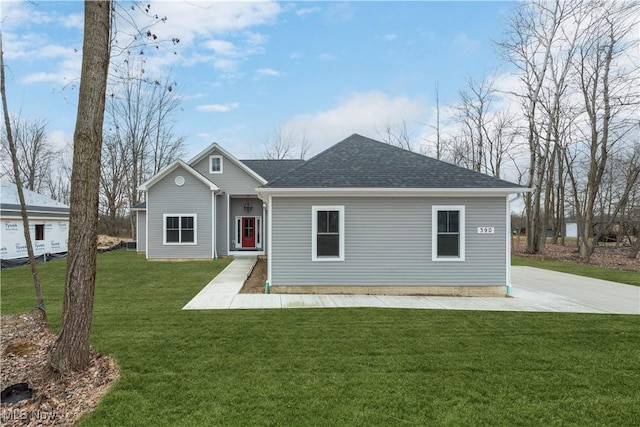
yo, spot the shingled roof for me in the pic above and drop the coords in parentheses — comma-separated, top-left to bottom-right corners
(240, 159, 306, 182)
(262, 134, 524, 189)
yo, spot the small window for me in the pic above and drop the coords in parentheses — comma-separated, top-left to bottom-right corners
(312, 206, 344, 261)
(209, 155, 223, 174)
(432, 206, 465, 261)
(164, 214, 197, 244)
(35, 224, 45, 241)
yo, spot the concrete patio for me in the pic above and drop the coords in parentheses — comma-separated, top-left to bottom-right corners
(183, 258, 640, 314)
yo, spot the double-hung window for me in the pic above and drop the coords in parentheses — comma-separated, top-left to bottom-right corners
(209, 155, 223, 174)
(164, 214, 197, 244)
(312, 206, 344, 261)
(432, 206, 465, 261)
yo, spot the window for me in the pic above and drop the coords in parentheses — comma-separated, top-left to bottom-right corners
(312, 206, 344, 261)
(163, 214, 197, 244)
(432, 206, 465, 261)
(209, 155, 223, 174)
(35, 224, 45, 241)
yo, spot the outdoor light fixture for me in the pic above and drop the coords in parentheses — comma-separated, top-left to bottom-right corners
(244, 202, 253, 212)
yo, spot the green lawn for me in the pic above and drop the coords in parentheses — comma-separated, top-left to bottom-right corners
(512, 255, 640, 286)
(2, 251, 639, 426)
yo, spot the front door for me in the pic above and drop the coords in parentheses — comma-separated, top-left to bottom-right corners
(241, 217, 256, 248)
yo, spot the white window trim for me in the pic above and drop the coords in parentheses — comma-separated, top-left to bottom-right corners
(209, 155, 223, 174)
(312, 205, 345, 262)
(432, 205, 465, 262)
(163, 214, 198, 245)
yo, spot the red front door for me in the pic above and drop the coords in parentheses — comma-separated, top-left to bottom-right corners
(241, 217, 256, 248)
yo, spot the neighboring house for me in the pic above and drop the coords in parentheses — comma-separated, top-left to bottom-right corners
(0, 181, 69, 264)
(138, 134, 527, 296)
(135, 143, 303, 259)
(256, 134, 528, 296)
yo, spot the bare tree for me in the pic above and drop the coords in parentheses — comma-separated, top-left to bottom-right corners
(100, 133, 129, 236)
(564, 0, 640, 261)
(46, 143, 73, 205)
(431, 81, 442, 160)
(50, 0, 112, 374)
(378, 120, 414, 152)
(263, 126, 297, 159)
(299, 129, 311, 160)
(0, 115, 59, 193)
(0, 32, 45, 316)
(104, 54, 184, 236)
(498, 0, 576, 254)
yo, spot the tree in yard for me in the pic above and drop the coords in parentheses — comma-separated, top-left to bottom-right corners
(0, 31, 45, 316)
(0, 115, 60, 193)
(262, 125, 311, 159)
(498, 0, 587, 255)
(564, 0, 639, 262)
(50, 0, 112, 374)
(104, 54, 184, 237)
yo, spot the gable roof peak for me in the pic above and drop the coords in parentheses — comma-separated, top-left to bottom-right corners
(263, 133, 526, 190)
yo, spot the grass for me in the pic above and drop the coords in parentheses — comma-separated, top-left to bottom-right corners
(512, 255, 640, 286)
(2, 251, 640, 426)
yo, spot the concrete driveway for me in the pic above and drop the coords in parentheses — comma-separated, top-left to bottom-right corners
(511, 266, 639, 315)
(183, 259, 639, 314)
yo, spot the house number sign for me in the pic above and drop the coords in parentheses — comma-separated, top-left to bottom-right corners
(477, 227, 495, 234)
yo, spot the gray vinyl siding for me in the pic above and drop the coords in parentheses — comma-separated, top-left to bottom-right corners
(136, 211, 146, 252)
(216, 194, 228, 256)
(147, 166, 213, 259)
(192, 149, 263, 194)
(229, 197, 264, 250)
(271, 196, 507, 287)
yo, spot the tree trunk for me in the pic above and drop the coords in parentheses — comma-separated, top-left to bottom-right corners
(0, 33, 46, 316)
(628, 235, 640, 259)
(50, 0, 111, 374)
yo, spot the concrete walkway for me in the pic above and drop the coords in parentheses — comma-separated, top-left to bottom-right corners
(183, 259, 639, 314)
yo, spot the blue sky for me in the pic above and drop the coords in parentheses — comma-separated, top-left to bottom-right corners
(2, 1, 516, 160)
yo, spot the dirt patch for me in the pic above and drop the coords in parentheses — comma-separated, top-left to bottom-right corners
(1, 311, 120, 426)
(239, 258, 267, 294)
(512, 237, 639, 271)
(97, 235, 123, 250)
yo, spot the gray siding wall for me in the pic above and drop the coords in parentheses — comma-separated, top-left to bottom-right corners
(137, 211, 146, 252)
(192, 149, 263, 195)
(216, 194, 228, 256)
(271, 196, 507, 287)
(147, 166, 213, 259)
(229, 197, 264, 250)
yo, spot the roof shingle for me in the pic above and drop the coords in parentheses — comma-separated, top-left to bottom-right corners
(263, 134, 523, 189)
(240, 159, 306, 183)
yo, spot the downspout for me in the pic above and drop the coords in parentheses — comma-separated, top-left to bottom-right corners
(256, 189, 272, 293)
(506, 194, 521, 296)
(267, 194, 272, 290)
(212, 190, 217, 260)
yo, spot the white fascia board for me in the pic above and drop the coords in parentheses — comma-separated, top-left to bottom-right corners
(257, 187, 531, 198)
(187, 143, 268, 185)
(138, 160, 219, 192)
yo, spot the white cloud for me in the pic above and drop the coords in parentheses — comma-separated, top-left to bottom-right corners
(212, 58, 238, 72)
(326, 2, 355, 24)
(284, 91, 426, 154)
(317, 53, 336, 61)
(204, 39, 237, 56)
(384, 34, 398, 42)
(257, 68, 281, 77)
(47, 130, 72, 151)
(196, 103, 240, 113)
(21, 50, 82, 85)
(296, 7, 321, 17)
(453, 32, 480, 53)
